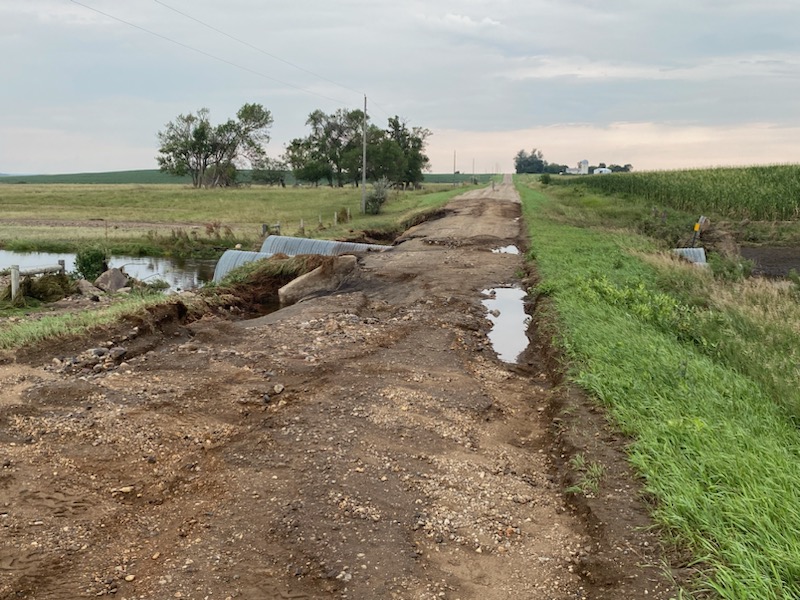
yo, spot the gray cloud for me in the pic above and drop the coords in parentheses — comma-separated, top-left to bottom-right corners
(0, 0, 798, 173)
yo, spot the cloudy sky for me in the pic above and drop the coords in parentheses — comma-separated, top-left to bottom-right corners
(1, 0, 798, 174)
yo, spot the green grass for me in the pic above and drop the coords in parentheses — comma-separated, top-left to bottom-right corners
(550, 165, 800, 220)
(0, 169, 492, 186)
(518, 177, 800, 598)
(0, 293, 167, 350)
(0, 183, 470, 256)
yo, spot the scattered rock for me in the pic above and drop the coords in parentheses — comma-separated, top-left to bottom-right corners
(77, 279, 104, 296)
(95, 268, 128, 293)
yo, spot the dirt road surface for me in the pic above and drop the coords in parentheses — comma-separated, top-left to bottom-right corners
(0, 179, 678, 599)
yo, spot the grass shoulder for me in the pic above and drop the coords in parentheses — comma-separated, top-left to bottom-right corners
(518, 178, 800, 598)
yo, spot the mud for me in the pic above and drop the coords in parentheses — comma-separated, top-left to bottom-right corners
(0, 178, 680, 599)
(740, 246, 800, 277)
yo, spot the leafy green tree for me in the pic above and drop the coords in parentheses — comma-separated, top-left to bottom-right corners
(157, 103, 273, 188)
(387, 116, 431, 188)
(290, 109, 364, 186)
(285, 137, 331, 185)
(514, 149, 546, 174)
(288, 109, 431, 188)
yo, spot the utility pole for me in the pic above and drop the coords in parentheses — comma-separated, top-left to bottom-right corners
(361, 95, 367, 214)
(453, 150, 457, 187)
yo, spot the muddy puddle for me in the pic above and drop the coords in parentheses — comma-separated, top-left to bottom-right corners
(482, 286, 529, 363)
(740, 247, 800, 278)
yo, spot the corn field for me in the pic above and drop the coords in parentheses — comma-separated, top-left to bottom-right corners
(556, 165, 800, 220)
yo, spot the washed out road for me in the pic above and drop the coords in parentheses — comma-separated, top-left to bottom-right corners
(0, 177, 676, 599)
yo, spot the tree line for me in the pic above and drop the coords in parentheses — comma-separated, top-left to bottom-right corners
(157, 103, 430, 189)
(514, 148, 632, 174)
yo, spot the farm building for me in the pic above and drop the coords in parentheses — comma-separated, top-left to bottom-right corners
(565, 159, 589, 175)
(593, 167, 612, 174)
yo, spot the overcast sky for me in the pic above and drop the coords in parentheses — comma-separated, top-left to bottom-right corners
(1, 0, 799, 174)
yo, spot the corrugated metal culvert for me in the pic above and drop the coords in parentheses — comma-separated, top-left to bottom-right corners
(212, 250, 274, 282)
(213, 236, 392, 283)
(259, 235, 389, 256)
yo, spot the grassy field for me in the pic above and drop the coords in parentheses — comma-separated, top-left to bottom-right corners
(518, 174, 800, 598)
(551, 165, 800, 221)
(0, 169, 494, 186)
(0, 170, 193, 185)
(0, 183, 473, 256)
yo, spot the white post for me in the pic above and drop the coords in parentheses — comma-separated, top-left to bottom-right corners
(334, 212, 338, 226)
(10, 265, 20, 301)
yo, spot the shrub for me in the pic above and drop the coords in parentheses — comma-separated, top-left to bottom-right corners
(540, 173, 552, 185)
(708, 253, 753, 282)
(74, 246, 108, 281)
(365, 177, 391, 215)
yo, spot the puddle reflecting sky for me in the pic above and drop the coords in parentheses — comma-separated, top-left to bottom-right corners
(482, 286, 529, 363)
(491, 245, 520, 255)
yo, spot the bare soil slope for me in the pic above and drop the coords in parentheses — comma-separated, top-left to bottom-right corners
(0, 180, 677, 599)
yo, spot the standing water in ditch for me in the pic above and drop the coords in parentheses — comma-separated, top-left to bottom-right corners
(0, 250, 216, 292)
(481, 286, 530, 363)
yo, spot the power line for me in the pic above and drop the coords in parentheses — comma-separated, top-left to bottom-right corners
(153, 0, 365, 99)
(68, 0, 352, 107)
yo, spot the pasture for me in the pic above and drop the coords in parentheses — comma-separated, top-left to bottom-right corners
(0, 182, 471, 256)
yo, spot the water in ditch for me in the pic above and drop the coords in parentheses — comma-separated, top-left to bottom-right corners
(0, 250, 216, 292)
(481, 286, 529, 363)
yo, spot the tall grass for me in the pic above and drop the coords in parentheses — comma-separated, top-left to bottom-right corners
(553, 165, 800, 220)
(519, 178, 800, 598)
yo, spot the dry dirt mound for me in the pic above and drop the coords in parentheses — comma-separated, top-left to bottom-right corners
(0, 182, 678, 599)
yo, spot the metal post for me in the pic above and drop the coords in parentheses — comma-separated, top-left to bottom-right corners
(10, 265, 19, 301)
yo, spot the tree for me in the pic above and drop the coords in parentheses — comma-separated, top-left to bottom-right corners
(288, 109, 364, 186)
(386, 116, 431, 188)
(287, 109, 431, 188)
(609, 163, 633, 172)
(156, 103, 273, 188)
(514, 149, 546, 174)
